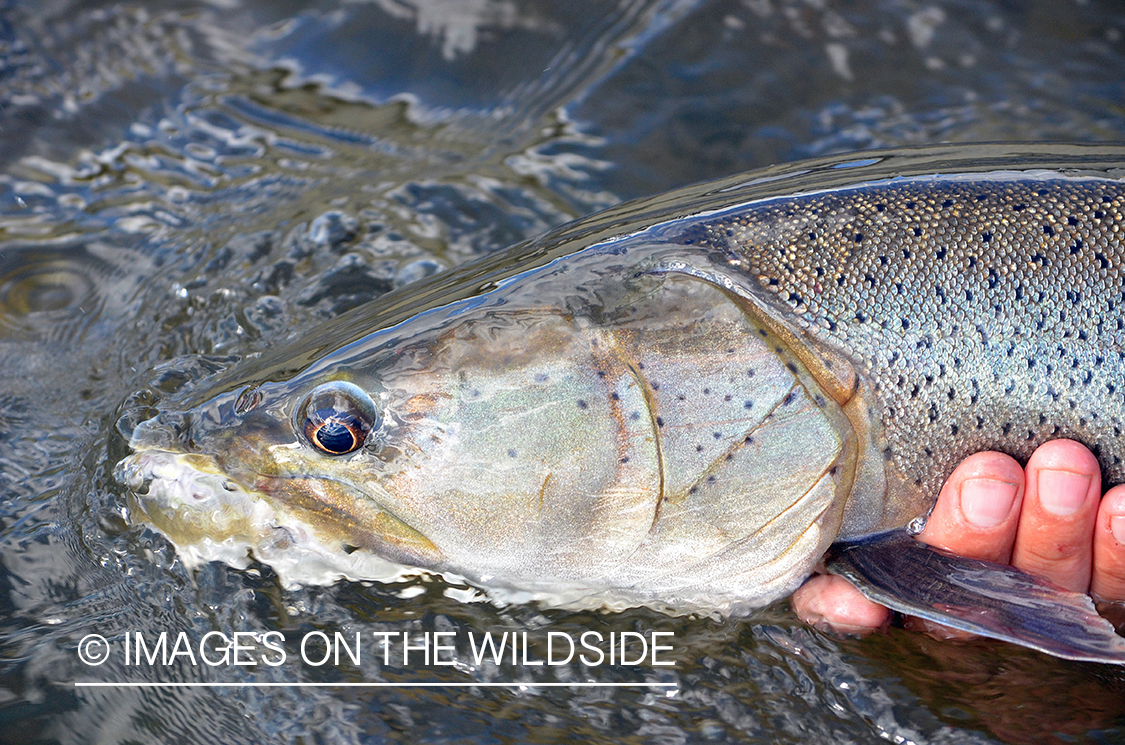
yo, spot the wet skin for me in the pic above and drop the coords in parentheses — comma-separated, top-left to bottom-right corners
(793, 439, 1125, 634)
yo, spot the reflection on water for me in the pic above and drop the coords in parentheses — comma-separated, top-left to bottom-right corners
(0, 243, 141, 343)
(0, 0, 1123, 743)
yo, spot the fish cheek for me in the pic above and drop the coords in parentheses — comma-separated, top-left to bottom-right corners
(253, 469, 443, 568)
(366, 333, 662, 581)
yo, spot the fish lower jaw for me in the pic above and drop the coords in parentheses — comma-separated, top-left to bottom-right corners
(114, 449, 419, 588)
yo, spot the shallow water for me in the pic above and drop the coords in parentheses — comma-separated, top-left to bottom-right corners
(0, 1, 1124, 743)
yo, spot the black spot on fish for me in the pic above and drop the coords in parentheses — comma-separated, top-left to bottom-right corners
(630, 411, 641, 420)
(1068, 215, 1079, 225)
(783, 389, 800, 406)
(743, 400, 753, 409)
(942, 199, 953, 208)
(1097, 252, 1110, 268)
(808, 232, 817, 240)
(1013, 203, 1027, 211)
(1002, 422, 1012, 435)
(1095, 209, 1107, 220)
(854, 233, 863, 243)
(656, 416, 664, 428)
(1043, 224, 1054, 236)
(906, 201, 916, 209)
(901, 318, 910, 330)
(883, 447, 893, 461)
(976, 193, 988, 201)
(651, 382, 661, 391)
(689, 486, 698, 495)
(713, 431, 722, 439)
(981, 231, 993, 243)
(695, 445, 704, 453)
(707, 475, 716, 483)
(786, 362, 798, 373)
(610, 392, 620, 401)
(677, 394, 686, 401)
(577, 399, 588, 409)
(508, 449, 517, 458)
(620, 456, 630, 464)
(876, 203, 886, 212)
(936, 247, 946, 260)
(534, 373, 549, 383)
(703, 387, 711, 395)
(744, 435, 754, 445)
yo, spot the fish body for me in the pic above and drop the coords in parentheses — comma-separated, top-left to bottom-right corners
(116, 146, 1125, 658)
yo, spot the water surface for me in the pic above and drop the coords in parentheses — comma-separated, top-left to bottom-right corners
(1, 1, 1124, 742)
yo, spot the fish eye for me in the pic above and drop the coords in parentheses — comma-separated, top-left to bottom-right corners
(297, 381, 379, 456)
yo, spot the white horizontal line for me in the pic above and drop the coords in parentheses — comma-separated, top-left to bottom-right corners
(75, 681, 677, 688)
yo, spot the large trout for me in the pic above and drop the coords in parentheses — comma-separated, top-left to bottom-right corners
(115, 145, 1125, 662)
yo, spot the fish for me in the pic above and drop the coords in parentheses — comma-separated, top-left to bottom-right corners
(114, 144, 1125, 663)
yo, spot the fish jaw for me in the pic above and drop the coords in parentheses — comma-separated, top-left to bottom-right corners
(113, 446, 434, 588)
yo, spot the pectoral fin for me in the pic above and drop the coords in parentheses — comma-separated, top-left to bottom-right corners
(826, 531, 1125, 664)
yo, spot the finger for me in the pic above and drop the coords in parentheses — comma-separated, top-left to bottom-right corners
(1091, 484, 1125, 601)
(917, 450, 1025, 563)
(791, 574, 890, 634)
(1012, 439, 1101, 592)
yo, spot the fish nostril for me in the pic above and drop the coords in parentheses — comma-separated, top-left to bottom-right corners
(155, 411, 191, 437)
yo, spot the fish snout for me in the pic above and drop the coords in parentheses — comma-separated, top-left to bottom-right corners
(128, 410, 194, 452)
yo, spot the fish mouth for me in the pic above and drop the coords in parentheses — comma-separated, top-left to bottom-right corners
(113, 449, 425, 587)
(114, 450, 271, 540)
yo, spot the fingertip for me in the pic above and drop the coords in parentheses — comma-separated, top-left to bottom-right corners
(792, 575, 890, 635)
(1025, 438, 1101, 475)
(920, 450, 1024, 563)
(1092, 484, 1125, 601)
(1014, 438, 1101, 592)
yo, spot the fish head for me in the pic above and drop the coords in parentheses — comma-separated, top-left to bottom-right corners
(115, 241, 873, 608)
(116, 288, 675, 590)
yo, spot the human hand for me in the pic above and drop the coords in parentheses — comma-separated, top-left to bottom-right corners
(792, 439, 1125, 635)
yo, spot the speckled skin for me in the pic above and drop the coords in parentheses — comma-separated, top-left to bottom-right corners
(698, 176, 1125, 517)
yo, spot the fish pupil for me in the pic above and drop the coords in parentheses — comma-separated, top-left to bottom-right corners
(314, 418, 358, 454)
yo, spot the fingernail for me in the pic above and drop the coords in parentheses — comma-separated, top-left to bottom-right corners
(1112, 516, 1125, 545)
(1037, 469, 1090, 516)
(959, 478, 1018, 528)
